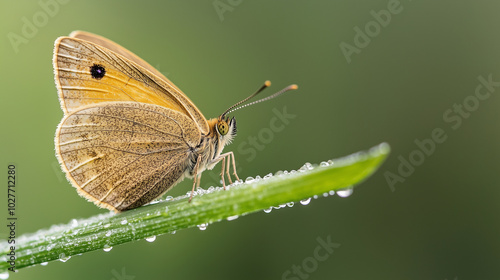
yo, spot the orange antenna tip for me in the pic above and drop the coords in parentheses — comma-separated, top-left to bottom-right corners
(265, 80, 271, 87)
(289, 84, 298, 90)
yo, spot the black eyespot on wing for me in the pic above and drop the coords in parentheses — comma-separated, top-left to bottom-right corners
(90, 64, 106, 79)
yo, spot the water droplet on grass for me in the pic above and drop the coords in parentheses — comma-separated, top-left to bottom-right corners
(40, 262, 48, 266)
(263, 207, 273, 213)
(300, 198, 311, 205)
(0, 271, 9, 279)
(197, 223, 208, 230)
(245, 177, 255, 183)
(58, 253, 71, 262)
(337, 188, 353, 198)
(120, 219, 128, 225)
(145, 236, 157, 242)
(103, 245, 113, 252)
(227, 215, 239, 221)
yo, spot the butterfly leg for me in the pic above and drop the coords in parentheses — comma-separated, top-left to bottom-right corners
(189, 155, 202, 202)
(229, 152, 240, 182)
(215, 152, 240, 188)
(220, 156, 227, 190)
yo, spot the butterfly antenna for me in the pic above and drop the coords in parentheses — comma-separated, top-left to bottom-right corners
(221, 81, 272, 117)
(224, 83, 298, 115)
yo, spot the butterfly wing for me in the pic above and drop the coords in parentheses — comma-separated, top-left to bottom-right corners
(55, 101, 200, 212)
(53, 34, 209, 134)
(68, 31, 172, 86)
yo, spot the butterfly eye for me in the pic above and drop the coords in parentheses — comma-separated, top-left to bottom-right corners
(217, 121, 229, 136)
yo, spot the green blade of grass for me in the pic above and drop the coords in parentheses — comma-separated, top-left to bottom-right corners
(0, 143, 389, 274)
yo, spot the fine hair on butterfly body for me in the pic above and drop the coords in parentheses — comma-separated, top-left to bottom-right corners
(53, 31, 297, 212)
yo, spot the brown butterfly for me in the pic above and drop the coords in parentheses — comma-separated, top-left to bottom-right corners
(53, 31, 297, 212)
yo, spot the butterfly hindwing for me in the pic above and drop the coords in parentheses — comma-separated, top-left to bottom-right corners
(55, 101, 200, 211)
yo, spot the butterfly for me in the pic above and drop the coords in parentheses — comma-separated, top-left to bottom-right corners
(53, 31, 297, 212)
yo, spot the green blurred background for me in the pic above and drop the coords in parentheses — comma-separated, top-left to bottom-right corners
(1, 0, 500, 279)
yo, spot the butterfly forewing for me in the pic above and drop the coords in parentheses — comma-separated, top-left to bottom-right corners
(53, 36, 209, 134)
(68, 31, 174, 86)
(55, 102, 200, 211)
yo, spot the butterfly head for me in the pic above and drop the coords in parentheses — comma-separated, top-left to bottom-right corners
(215, 115, 237, 144)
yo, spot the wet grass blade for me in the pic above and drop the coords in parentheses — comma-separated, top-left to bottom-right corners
(0, 143, 390, 274)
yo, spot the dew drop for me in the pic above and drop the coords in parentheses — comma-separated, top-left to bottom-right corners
(165, 195, 174, 201)
(287, 202, 294, 207)
(103, 245, 113, 252)
(227, 215, 239, 221)
(320, 161, 329, 167)
(313, 195, 318, 199)
(263, 173, 273, 179)
(300, 198, 311, 205)
(263, 207, 273, 213)
(40, 262, 48, 266)
(120, 219, 128, 225)
(245, 177, 255, 183)
(104, 223, 111, 228)
(337, 188, 354, 198)
(171, 230, 176, 234)
(302, 162, 313, 171)
(328, 160, 334, 165)
(329, 190, 335, 196)
(58, 253, 71, 262)
(0, 271, 9, 279)
(105, 231, 112, 237)
(323, 192, 329, 197)
(70, 219, 78, 227)
(197, 223, 208, 231)
(145, 236, 157, 242)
